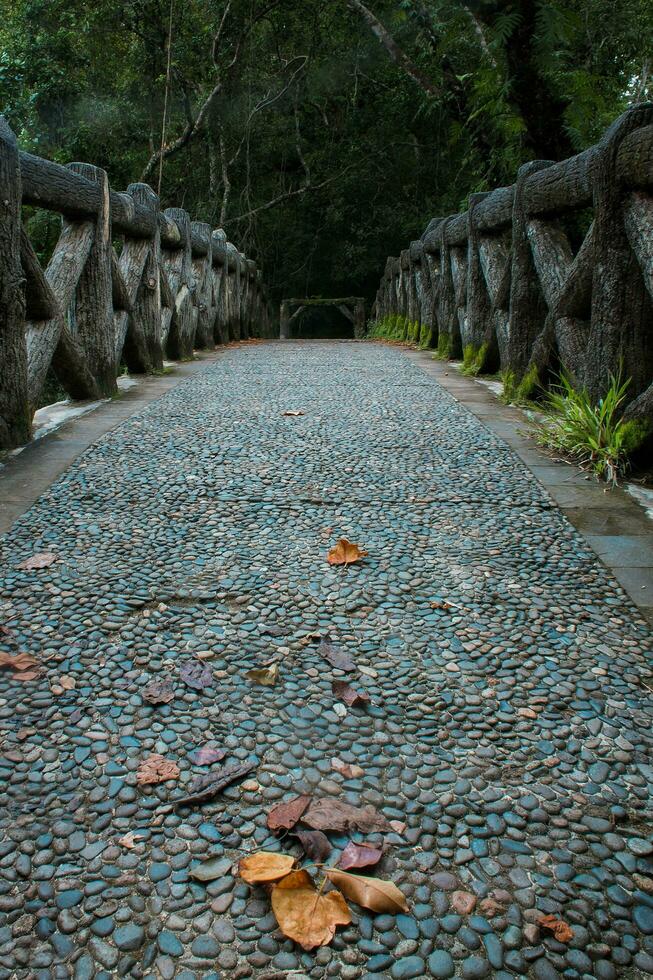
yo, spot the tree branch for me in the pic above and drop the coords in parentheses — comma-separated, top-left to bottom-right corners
(225, 166, 354, 223)
(346, 0, 441, 98)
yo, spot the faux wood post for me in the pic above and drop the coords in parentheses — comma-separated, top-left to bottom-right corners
(163, 208, 195, 359)
(505, 160, 553, 385)
(191, 221, 213, 349)
(210, 230, 228, 345)
(280, 301, 290, 339)
(120, 182, 163, 373)
(67, 162, 117, 395)
(586, 105, 653, 402)
(466, 192, 498, 371)
(437, 218, 459, 356)
(0, 118, 30, 449)
(232, 250, 242, 341)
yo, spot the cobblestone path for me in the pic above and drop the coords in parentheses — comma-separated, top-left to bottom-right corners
(1, 341, 652, 980)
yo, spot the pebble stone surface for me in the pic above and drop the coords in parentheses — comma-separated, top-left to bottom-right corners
(0, 339, 652, 980)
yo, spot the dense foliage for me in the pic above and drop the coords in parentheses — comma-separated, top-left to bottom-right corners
(2, 0, 651, 305)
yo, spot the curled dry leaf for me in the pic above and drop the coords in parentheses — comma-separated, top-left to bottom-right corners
(239, 851, 296, 884)
(246, 662, 279, 686)
(118, 831, 146, 849)
(179, 660, 213, 690)
(338, 841, 383, 871)
(189, 745, 226, 766)
(271, 869, 351, 950)
(538, 914, 574, 943)
(303, 798, 393, 833)
(282, 410, 305, 416)
(0, 651, 41, 681)
(143, 678, 175, 705)
(19, 552, 57, 570)
(136, 754, 180, 785)
(318, 639, 355, 672)
(172, 760, 257, 808)
(326, 869, 409, 913)
(267, 794, 311, 832)
(332, 680, 370, 707)
(59, 674, 76, 690)
(294, 829, 332, 863)
(331, 757, 364, 779)
(326, 538, 367, 567)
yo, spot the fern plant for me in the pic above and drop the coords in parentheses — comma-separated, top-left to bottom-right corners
(531, 371, 635, 485)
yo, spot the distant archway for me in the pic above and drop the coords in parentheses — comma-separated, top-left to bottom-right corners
(280, 297, 365, 339)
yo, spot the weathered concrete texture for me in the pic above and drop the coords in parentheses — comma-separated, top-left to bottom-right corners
(0, 340, 652, 980)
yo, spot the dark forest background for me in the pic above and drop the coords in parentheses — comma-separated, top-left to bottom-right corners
(2, 0, 651, 304)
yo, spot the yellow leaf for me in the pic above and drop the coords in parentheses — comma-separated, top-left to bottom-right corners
(326, 538, 368, 567)
(271, 869, 351, 949)
(239, 851, 296, 884)
(326, 869, 409, 913)
(246, 662, 279, 686)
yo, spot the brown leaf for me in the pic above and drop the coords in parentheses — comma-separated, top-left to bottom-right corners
(19, 552, 57, 570)
(331, 757, 364, 779)
(267, 794, 311, 832)
(303, 798, 393, 833)
(59, 674, 76, 690)
(282, 410, 305, 416)
(136, 754, 180, 785)
(332, 680, 370, 707)
(189, 745, 226, 766)
(538, 914, 574, 943)
(338, 841, 383, 871)
(326, 868, 408, 913)
(294, 829, 332, 863)
(172, 760, 257, 808)
(0, 651, 41, 681)
(246, 663, 279, 686)
(326, 538, 367, 566)
(318, 639, 355, 672)
(239, 851, 296, 884)
(271, 869, 351, 950)
(143, 678, 175, 705)
(389, 820, 406, 835)
(118, 831, 145, 849)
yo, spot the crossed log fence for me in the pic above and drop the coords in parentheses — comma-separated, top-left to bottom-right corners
(0, 118, 273, 450)
(371, 105, 653, 438)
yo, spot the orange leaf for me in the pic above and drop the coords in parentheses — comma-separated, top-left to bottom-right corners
(0, 652, 41, 680)
(271, 869, 351, 950)
(239, 851, 296, 884)
(539, 914, 574, 943)
(326, 539, 367, 566)
(118, 831, 146, 849)
(136, 754, 180, 785)
(19, 552, 57, 570)
(326, 869, 409, 913)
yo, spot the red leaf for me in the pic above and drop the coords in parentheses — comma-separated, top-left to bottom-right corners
(267, 794, 311, 832)
(338, 841, 383, 871)
(332, 680, 370, 707)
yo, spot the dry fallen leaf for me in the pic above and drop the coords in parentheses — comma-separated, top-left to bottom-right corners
(18, 552, 57, 570)
(332, 680, 370, 707)
(326, 868, 408, 913)
(538, 914, 574, 943)
(389, 820, 406, 835)
(59, 674, 76, 690)
(239, 851, 296, 884)
(118, 831, 146, 849)
(172, 760, 257, 808)
(0, 651, 41, 681)
(303, 798, 393, 833)
(189, 745, 226, 766)
(318, 639, 355, 672)
(271, 869, 351, 950)
(143, 678, 175, 705)
(179, 660, 213, 690)
(246, 663, 279, 686)
(267, 794, 311, 832)
(136, 754, 180, 785)
(338, 841, 383, 871)
(282, 410, 305, 417)
(331, 757, 364, 779)
(294, 829, 332, 863)
(326, 538, 367, 567)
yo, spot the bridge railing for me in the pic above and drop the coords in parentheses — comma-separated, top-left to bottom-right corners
(371, 105, 653, 433)
(0, 118, 274, 450)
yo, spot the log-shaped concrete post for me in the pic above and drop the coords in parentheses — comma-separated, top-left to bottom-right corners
(191, 221, 213, 349)
(163, 207, 194, 359)
(120, 182, 163, 373)
(0, 118, 30, 449)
